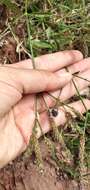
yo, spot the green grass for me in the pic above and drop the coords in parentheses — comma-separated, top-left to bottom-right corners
(25, 0, 90, 56)
(1, 0, 90, 56)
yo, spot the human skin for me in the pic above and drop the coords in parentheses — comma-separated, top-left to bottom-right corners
(0, 50, 90, 168)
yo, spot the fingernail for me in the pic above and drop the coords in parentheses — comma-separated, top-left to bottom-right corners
(73, 50, 83, 60)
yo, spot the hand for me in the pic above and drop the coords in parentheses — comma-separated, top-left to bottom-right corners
(0, 50, 89, 168)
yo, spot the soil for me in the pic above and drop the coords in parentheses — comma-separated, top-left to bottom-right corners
(0, 140, 80, 190)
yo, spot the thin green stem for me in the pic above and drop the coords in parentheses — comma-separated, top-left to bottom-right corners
(54, 90, 61, 108)
(48, 92, 85, 122)
(47, 92, 83, 116)
(66, 68, 87, 112)
(82, 0, 85, 9)
(25, 0, 38, 126)
(72, 79, 87, 112)
(25, 0, 36, 67)
(25, 0, 39, 125)
(25, 14, 36, 69)
(73, 74, 90, 84)
(83, 173, 90, 177)
(25, 0, 45, 147)
(42, 95, 49, 112)
(72, 71, 89, 187)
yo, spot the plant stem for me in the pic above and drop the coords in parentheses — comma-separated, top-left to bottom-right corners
(47, 92, 84, 120)
(72, 79, 87, 112)
(25, 12, 36, 69)
(73, 74, 90, 84)
(66, 68, 87, 112)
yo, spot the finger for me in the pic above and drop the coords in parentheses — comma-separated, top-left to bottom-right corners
(37, 99, 90, 138)
(2, 50, 83, 72)
(60, 69, 90, 101)
(11, 69, 68, 114)
(13, 67, 90, 115)
(68, 58, 90, 74)
(39, 59, 90, 110)
(0, 66, 72, 94)
(14, 89, 60, 115)
(0, 67, 72, 116)
(15, 68, 90, 114)
(17, 67, 90, 113)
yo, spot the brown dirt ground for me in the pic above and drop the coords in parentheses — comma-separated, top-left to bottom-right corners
(0, 140, 81, 190)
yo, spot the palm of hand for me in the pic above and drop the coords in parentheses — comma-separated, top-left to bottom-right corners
(0, 50, 90, 168)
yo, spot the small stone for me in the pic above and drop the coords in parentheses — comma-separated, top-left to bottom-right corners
(48, 108, 58, 118)
(51, 109, 58, 117)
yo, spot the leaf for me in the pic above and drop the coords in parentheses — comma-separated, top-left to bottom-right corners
(30, 39, 53, 50)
